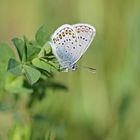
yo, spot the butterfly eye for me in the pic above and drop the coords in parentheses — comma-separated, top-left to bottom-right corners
(71, 64, 77, 71)
(71, 65, 75, 70)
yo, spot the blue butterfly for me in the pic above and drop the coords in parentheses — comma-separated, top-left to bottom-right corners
(50, 23, 96, 72)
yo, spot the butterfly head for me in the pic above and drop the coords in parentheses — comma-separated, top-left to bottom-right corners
(59, 63, 77, 72)
(69, 64, 77, 71)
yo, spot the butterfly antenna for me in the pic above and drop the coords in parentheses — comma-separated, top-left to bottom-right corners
(78, 65, 96, 73)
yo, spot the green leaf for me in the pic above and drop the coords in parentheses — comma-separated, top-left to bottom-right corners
(35, 25, 50, 46)
(24, 36, 41, 61)
(0, 43, 14, 91)
(32, 58, 58, 73)
(44, 42, 52, 54)
(7, 58, 23, 76)
(5, 76, 33, 94)
(12, 38, 26, 62)
(23, 65, 41, 85)
(47, 60, 60, 70)
(38, 42, 52, 58)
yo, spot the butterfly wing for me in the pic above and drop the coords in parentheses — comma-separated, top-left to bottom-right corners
(71, 23, 96, 63)
(50, 24, 78, 69)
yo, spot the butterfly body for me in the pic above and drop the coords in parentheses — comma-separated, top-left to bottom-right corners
(50, 23, 96, 71)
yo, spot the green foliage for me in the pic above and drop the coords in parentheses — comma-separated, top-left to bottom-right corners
(7, 58, 23, 76)
(0, 25, 67, 140)
(32, 58, 58, 74)
(0, 43, 15, 91)
(35, 25, 50, 46)
(12, 38, 26, 62)
(7, 25, 60, 85)
(23, 65, 41, 85)
(24, 36, 41, 61)
(5, 76, 33, 94)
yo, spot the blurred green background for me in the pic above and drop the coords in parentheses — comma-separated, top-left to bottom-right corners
(0, 0, 140, 140)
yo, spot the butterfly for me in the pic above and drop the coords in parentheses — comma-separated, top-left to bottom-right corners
(49, 23, 96, 72)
